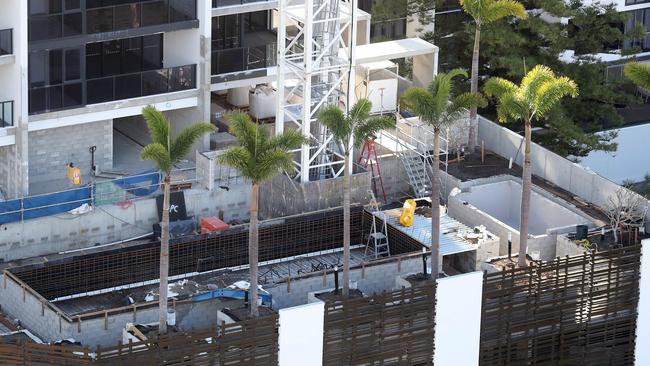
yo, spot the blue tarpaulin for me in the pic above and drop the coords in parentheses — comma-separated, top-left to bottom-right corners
(0, 186, 92, 225)
(111, 170, 160, 197)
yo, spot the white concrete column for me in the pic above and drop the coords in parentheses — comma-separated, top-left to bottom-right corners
(435, 271, 483, 366)
(278, 302, 324, 366)
(635, 239, 650, 365)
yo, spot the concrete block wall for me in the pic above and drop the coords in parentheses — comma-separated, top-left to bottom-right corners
(28, 120, 113, 185)
(266, 255, 423, 309)
(0, 143, 20, 199)
(0, 184, 250, 262)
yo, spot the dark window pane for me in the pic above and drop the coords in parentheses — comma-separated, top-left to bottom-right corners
(115, 73, 142, 99)
(114, 4, 141, 30)
(123, 37, 143, 73)
(102, 40, 122, 76)
(170, 64, 195, 90)
(170, 0, 196, 22)
(87, 8, 114, 33)
(49, 49, 63, 84)
(65, 49, 81, 80)
(29, 15, 63, 41)
(30, 0, 62, 15)
(142, 34, 163, 70)
(65, 0, 80, 10)
(0, 30, 11, 55)
(47, 85, 63, 110)
(86, 43, 103, 78)
(29, 51, 48, 87)
(63, 83, 83, 107)
(63, 12, 82, 36)
(29, 88, 47, 114)
(142, 1, 168, 26)
(87, 78, 114, 104)
(142, 69, 169, 95)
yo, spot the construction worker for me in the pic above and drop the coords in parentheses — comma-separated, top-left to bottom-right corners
(67, 162, 82, 186)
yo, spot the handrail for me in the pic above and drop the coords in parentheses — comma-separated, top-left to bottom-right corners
(0, 100, 13, 128)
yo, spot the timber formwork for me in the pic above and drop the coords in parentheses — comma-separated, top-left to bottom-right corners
(479, 246, 642, 366)
(0, 314, 279, 366)
(322, 283, 437, 365)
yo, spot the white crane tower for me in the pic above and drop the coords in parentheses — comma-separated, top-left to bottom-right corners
(275, 0, 358, 182)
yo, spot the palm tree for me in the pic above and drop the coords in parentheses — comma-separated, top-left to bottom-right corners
(484, 65, 578, 267)
(318, 99, 395, 297)
(460, 0, 526, 151)
(624, 62, 650, 90)
(401, 69, 486, 277)
(140, 106, 214, 334)
(218, 112, 306, 317)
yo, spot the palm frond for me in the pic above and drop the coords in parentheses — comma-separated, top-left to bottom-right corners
(459, 0, 482, 21)
(482, 0, 527, 23)
(484, 77, 517, 98)
(521, 65, 556, 102)
(451, 92, 487, 114)
(268, 129, 308, 151)
(318, 105, 351, 143)
(142, 106, 171, 149)
(624, 62, 650, 90)
(495, 93, 527, 123)
(349, 98, 373, 123)
(401, 87, 435, 120)
(224, 111, 260, 154)
(217, 146, 252, 178)
(353, 115, 396, 148)
(141, 143, 173, 174)
(254, 149, 296, 184)
(532, 77, 578, 118)
(170, 123, 214, 164)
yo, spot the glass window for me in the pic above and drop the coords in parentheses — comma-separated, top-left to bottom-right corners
(114, 4, 141, 30)
(63, 12, 82, 36)
(29, 51, 48, 88)
(170, 0, 196, 22)
(65, 49, 81, 81)
(115, 73, 142, 99)
(29, 88, 47, 114)
(87, 78, 114, 104)
(142, 1, 169, 26)
(87, 8, 114, 33)
(142, 34, 163, 70)
(29, 15, 63, 41)
(47, 85, 63, 110)
(65, 0, 80, 10)
(63, 83, 83, 107)
(142, 69, 169, 95)
(30, 0, 62, 15)
(86, 42, 103, 79)
(102, 40, 122, 76)
(123, 37, 143, 73)
(49, 49, 63, 84)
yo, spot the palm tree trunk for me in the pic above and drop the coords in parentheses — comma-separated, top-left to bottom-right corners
(249, 183, 260, 317)
(158, 175, 170, 335)
(342, 156, 351, 297)
(468, 24, 481, 152)
(430, 130, 441, 278)
(518, 122, 532, 267)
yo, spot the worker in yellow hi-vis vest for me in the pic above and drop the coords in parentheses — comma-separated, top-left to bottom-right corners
(67, 162, 82, 186)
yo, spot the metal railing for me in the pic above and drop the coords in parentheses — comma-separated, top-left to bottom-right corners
(0, 28, 12, 56)
(212, 0, 273, 7)
(211, 43, 276, 76)
(0, 100, 13, 128)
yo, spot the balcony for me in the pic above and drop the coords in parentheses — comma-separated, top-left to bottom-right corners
(0, 29, 12, 56)
(29, 64, 196, 115)
(87, 64, 196, 104)
(0, 101, 13, 128)
(212, 44, 276, 76)
(29, 0, 197, 43)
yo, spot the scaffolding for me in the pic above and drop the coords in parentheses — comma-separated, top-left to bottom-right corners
(276, 0, 357, 182)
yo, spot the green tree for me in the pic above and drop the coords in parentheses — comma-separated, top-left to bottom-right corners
(140, 106, 214, 334)
(459, 0, 526, 150)
(401, 69, 486, 276)
(484, 65, 578, 267)
(318, 99, 395, 296)
(218, 112, 306, 317)
(624, 62, 650, 90)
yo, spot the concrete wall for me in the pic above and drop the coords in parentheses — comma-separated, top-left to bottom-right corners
(555, 234, 588, 258)
(28, 120, 113, 184)
(477, 116, 650, 232)
(0, 143, 20, 199)
(0, 184, 250, 262)
(259, 171, 372, 219)
(456, 180, 594, 236)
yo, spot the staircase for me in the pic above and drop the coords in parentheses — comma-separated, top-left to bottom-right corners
(396, 148, 431, 199)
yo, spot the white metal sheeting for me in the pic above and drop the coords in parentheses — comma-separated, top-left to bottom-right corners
(375, 207, 478, 256)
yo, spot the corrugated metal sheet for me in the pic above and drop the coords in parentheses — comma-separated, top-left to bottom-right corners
(374, 208, 478, 256)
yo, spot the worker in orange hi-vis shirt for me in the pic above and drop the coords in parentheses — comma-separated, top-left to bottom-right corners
(67, 162, 82, 186)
